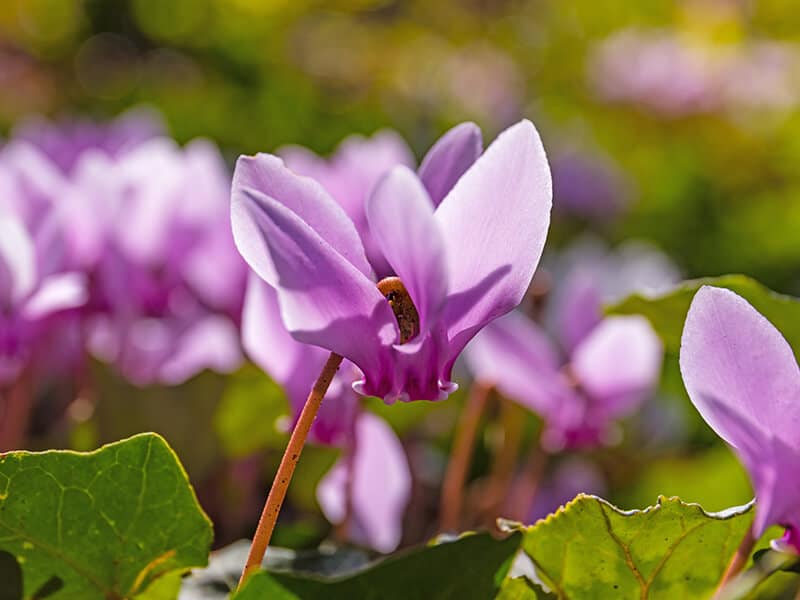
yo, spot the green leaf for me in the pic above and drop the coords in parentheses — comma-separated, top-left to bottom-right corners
(233, 532, 523, 600)
(213, 366, 290, 458)
(497, 577, 542, 599)
(0, 433, 213, 600)
(609, 275, 800, 359)
(518, 494, 753, 600)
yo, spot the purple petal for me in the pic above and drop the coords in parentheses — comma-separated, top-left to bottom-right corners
(366, 166, 447, 334)
(680, 286, 800, 449)
(159, 316, 243, 384)
(553, 267, 604, 354)
(0, 217, 36, 307)
(418, 122, 483, 206)
(233, 153, 374, 280)
(231, 188, 397, 377)
(435, 119, 552, 357)
(317, 413, 411, 552)
(242, 273, 357, 444)
(464, 310, 563, 415)
(21, 273, 87, 320)
(571, 315, 663, 417)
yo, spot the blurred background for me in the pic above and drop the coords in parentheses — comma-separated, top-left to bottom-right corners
(1, 0, 799, 570)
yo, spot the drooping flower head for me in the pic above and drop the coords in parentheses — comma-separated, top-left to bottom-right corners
(232, 119, 552, 402)
(243, 273, 411, 551)
(466, 309, 663, 450)
(680, 286, 800, 552)
(466, 239, 669, 450)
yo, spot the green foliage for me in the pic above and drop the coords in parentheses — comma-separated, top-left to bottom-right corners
(496, 577, 542, 599)
(609, 275, 800, 358)
(517, 494, 753, 599)
(233, 532, 523, 600)
(213, 366, 290, 458)
(0, 433, 212, 600)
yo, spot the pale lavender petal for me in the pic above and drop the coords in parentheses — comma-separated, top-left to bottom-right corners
(317, 413, 411, 552)
(233, 153, 373, 279)
(232, 188, 397, 377)
(464, 310, 563, 415)
(436, 119, 552, 357)
(242, 272, 308, 386)
(680, 286, 800, 448)
(571, 315, 663, 417)
(0, 217, 36, 307)
(554, 267, 604, 354)
(418, 122, 483, 206)
(366, 166, 447, 334)
(21, 273, 87, 320)
(159, 315, 243, 384)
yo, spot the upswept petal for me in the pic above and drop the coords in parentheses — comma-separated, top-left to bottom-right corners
(242, 272, 308, 387)
(159, 315, 243, 384)
(435, 119, 552, 356)
(0, 217, 37, 307)
(680, 286, 800, 449)
(366, 167, 448, 334)
(418, 122, 483, 206)
(233, 154, 373, 279)
(232, 188, 397, 376)
(21, 273, 88, 320)
(572, 315, 663, 417)
(464, 310, 563, 415)
(317, 413, 411, 553)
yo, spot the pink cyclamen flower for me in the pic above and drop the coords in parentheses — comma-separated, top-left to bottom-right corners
(73, 137, 245, 385)
(0, 214, 87, 384)
(466, 309, 662, 450)
(317, 412, 411, 553)
(243, 274, 412, 551)
(680, 286, 800, 552)
(232, 119, 552, 402)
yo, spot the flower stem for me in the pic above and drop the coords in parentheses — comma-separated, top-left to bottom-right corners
(507, 438, 549, 521)
(480, 398, 525, 527)
(715, 525, 756, 597)
(0, 373, 32, 452)
(238, 351, 343, 588)
(439, 381, 493, 533)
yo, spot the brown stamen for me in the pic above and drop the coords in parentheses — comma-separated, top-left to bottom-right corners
(377, 277, 420, 344)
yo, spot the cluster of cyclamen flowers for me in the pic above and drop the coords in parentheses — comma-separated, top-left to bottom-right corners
(3, 109, 799, 564)
(0, 110, 245, 391)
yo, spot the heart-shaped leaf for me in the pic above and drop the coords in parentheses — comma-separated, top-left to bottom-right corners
(515, 494, 753, 599)
(0, 433, 213, 599)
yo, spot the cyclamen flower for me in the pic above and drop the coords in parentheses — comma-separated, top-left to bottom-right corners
(466, 310, 662, 450)
(69, 137, 246, 385)
(243, 274, 360, 445)
(232, 119, 552, 402)
(680, 286, 800, 552)
(466, 240, 669, 449)
(317, 412, 411, 553)
(243, 274, 411, 551)
(0, 214, 87, 385)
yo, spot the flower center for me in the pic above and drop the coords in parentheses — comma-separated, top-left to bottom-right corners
(377, 277, 420, 344)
